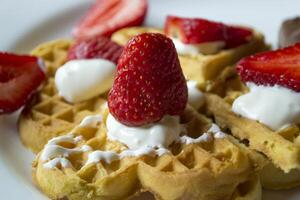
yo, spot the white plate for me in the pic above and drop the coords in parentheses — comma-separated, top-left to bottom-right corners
(1, 0, 300, 199)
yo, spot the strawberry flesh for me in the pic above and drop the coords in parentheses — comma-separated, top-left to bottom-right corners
(237, 43, 300, 92)
(0, 53, 45, 114)
(164, 16, 253, 49)
(67, 36, 123, 64)
(72, 0, 148, 39)
(108, 33, 188, 126)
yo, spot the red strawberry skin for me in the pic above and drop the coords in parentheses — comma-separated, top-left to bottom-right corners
(108, 33, 188, 126)
(237, 43, 300, 92)
(0, 53, 45, 114)
(67, 36, 123, 64)
(164, 16, 253, 49)
(225, 26, 253, 49)
(72, 0, 148, 39)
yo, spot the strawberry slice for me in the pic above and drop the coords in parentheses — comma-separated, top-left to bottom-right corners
(108, 33, 188, 126)
(72, 0, 148, 39)
(0, 53, 45, 114)
(164, 16, 253, 49)
(67, 36, 123, 64)
(237, 43, 300, 92)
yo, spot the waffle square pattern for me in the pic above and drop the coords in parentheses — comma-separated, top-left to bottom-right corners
(33, 105, 263, 200)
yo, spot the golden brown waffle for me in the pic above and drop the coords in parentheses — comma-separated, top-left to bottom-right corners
(204, 93, 300, 189)
(111, 26, 163, 45)
(18, 40, 107, 153)
(111, 27, 269, 91)
(33, 105, 264, 200)
(200, 65, 248, 103)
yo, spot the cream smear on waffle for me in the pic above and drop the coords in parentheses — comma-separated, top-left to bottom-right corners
(40, 115, 102, 169)
(55, 59, 116, 103)
(171, 37, 225, 55)
(187, 80, 205, 109)
(232, 82, 300, 130)
(40, 113, 225, 169)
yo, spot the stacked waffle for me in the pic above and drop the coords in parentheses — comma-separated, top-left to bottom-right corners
(18, 16, 283, 200)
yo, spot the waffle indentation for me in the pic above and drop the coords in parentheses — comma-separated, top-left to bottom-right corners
(41, 79, 57, 97)
(178, 150, 196, 169)
(56, 109, 75, 123)
(34, 101, 70, 116)
(31, 111, 49, 121)
(160, 162, 173, 172)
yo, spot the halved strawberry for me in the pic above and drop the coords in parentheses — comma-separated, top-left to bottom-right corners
(164, 16, 253, 49)
(0, 53, 45, 114)
(67, 36, 123, 64)
(108, 33, 188, 126)
(72, 0, 148, 39)
(237, 43, 300, 92)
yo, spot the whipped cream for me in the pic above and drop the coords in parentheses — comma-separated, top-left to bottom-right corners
(86, 122, 226, 165)
(208, 123, 227, 139)
(106, 114, 182, 149)
(171, 38, 225, 55)
(43, 157, 72, 169)
(79, 114, 102, 127)
(180, 124, 225, 144)
(85, 147, 169, 165)
(180, 133, 211, 144)
(41, 134, 92, 169)
(40, 114, 103, 169)
(232, 83, 300, 130)
(55, 59, 116, 103)
(40, 114, 226, 169)
(187, 80, 205, 109)
(106, 113, 225, 149)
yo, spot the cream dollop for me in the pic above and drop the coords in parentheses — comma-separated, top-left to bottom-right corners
(171, 38, 225, 55)
(55, 59, 116, 103)
(106, 113, 226, 150)
(106, 114, 182, 149)
(187, 80, 205, 109)
(232, 83, 300, 130)
(86, 122, 226, 165)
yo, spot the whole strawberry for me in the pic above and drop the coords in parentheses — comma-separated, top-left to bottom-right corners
(108, 33, 188, 126)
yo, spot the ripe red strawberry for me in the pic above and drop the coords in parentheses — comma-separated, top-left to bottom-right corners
(164, 16, 253, 49)
(108, 33, 188, 126)
(67, 36, 123, 64)
(0, 53, 45, 114)
(237, 43, 300, 92)
(72, 0, 148, 39)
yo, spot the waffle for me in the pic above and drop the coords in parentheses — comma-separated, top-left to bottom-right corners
(33, 105, 264, 200)
(111, 26, 163, 45)
(204, 92, 300, 189)
(111, 27, 269, 91)
(18, 40, 107, 153)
